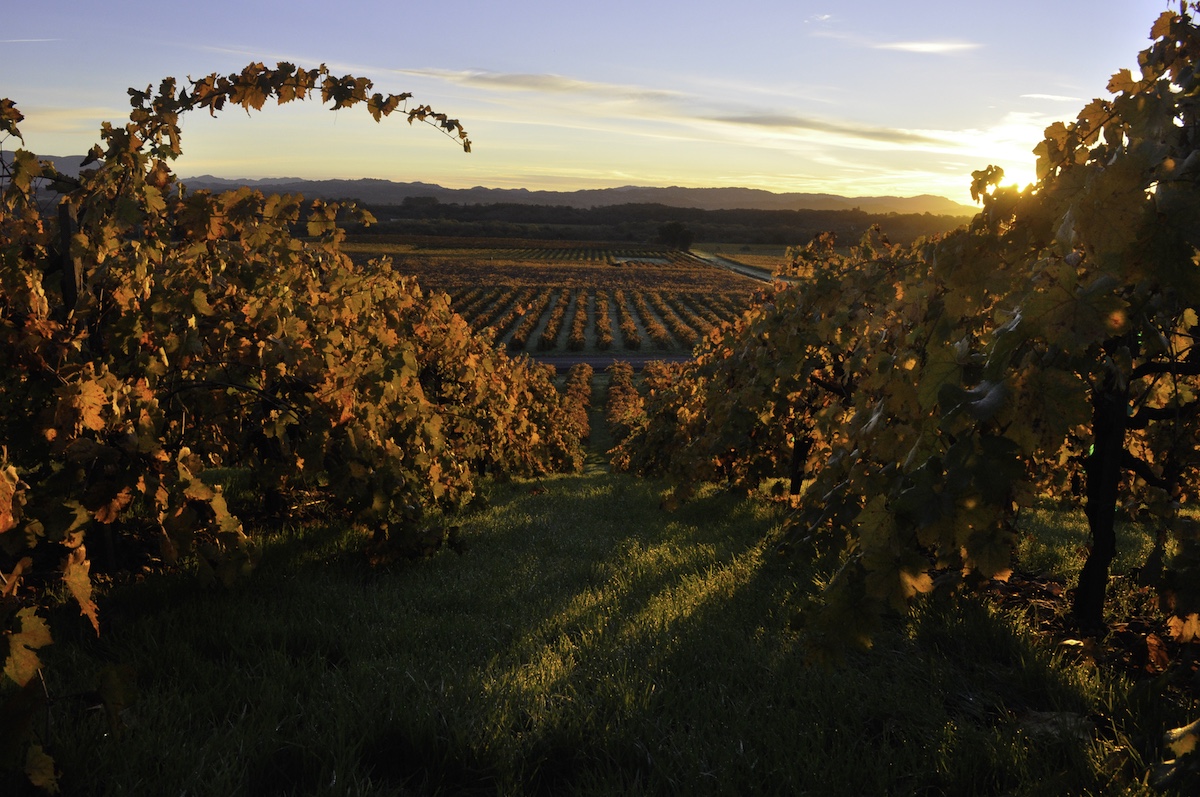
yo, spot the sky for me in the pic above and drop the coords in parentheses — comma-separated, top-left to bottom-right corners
(1, 0, 1174, 205)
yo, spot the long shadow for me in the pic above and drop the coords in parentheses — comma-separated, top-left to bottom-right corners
(42, 436, 1174, 796)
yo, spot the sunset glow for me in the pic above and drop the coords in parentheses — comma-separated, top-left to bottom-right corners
(3, 0, 1166, 205)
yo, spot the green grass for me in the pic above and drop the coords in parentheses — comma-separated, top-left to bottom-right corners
(32, 460, 1188, 794)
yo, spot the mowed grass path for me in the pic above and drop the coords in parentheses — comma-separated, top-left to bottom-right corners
(41, 423, 1170, 795)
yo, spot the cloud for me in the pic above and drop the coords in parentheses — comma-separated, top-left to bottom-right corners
(708, 113, 943, 146)
(398, 64, 968, 160)
(12, 106, 121, 134)
(872, 41, 980, 54)
(1020, 93, 1083, 102)
(809, 29, 980, 55)
(398, 68, 682, 103)
(0, 38, 60, 43)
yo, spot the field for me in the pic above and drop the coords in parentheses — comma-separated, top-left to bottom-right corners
(343, 236, 755, 354)
(694, 243, 790, 274)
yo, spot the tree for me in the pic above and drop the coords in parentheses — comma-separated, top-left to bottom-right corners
(657, 220, 694, 250)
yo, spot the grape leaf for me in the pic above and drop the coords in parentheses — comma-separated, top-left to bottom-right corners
(61, 379, 110, 433)
(1022, 265, 1127, 351)
(0, 97, 25, 138)
(24, 745, 58, 794)
(918, 339, 964, 410)
(3, 608, 52, 687)
(63, 546, 100, 635)
(1107, 68, 1139, 95)
(0, 462, 22, 535)
(1167, 613, 1200, 643)
(1165, 718, 1200, 758)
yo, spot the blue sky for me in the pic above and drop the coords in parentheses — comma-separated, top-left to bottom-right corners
(2, 1, 1169, 204)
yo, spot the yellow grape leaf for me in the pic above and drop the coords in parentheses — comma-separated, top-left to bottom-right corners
(1150, 10, 1175, 39)
(902, 569, 935, 597)
(231, 75, 269, 110)
(1168, 613, 1200, 643)
(74, 379, 110, 432)
(25, 745, 59, 794)
(182, 475, 215, 502)
(1165, 718, 1200, 758)
(63, 546, 100, 635)
(1106, 68, 1139, 95)
(192, 288, 215, 316)
(1, 462, 21, 534)
(3, 607, 52, 687)
(209, 490, 242, 535)
(143, 184, 166, 214)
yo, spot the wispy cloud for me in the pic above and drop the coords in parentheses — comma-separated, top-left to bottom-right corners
(809, 29, 980, 55)
(1020, 93, 1083, 102)
(1, 38, 60, 43)
(872, 41, 980, 54)
(11, 106, 120, 133)
(401, 65, 980, 155)
(398, 68, 682, 103)
(709, 113, 942, 146)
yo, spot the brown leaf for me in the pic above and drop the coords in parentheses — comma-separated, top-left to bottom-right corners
(1168, 613, 1200, 643)
(2, 557, 33, 598)
(1146, 633, 1171, 673)
(63, 547, 100, 635)
(93, 485, 134, 524)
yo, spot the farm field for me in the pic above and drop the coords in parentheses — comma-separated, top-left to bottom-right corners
(694, 243, 789, 275)
(344, 236, 755, 355)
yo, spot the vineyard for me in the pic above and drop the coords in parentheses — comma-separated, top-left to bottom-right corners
(5, 6, 1200, 796)
(344, 237, 753, 354)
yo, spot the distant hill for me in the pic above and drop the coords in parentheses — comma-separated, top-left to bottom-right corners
(179, 176, 977, 216)
(0, 153, 92, 180)
(3, 152, 976, 216)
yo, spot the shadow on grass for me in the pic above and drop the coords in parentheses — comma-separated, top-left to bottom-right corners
(41, 467, 1184, 796)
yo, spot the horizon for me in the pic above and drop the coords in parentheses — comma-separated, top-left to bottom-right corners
(172, 171, 979, 209)
(3, 1, 1168, 205)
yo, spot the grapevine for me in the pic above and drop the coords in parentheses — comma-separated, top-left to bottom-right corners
(0, 63, 579, 791)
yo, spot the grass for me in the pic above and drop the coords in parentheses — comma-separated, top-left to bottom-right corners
(31, 459, 1189, 796)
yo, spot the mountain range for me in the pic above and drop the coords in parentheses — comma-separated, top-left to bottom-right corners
(8, 153, 977, 216)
